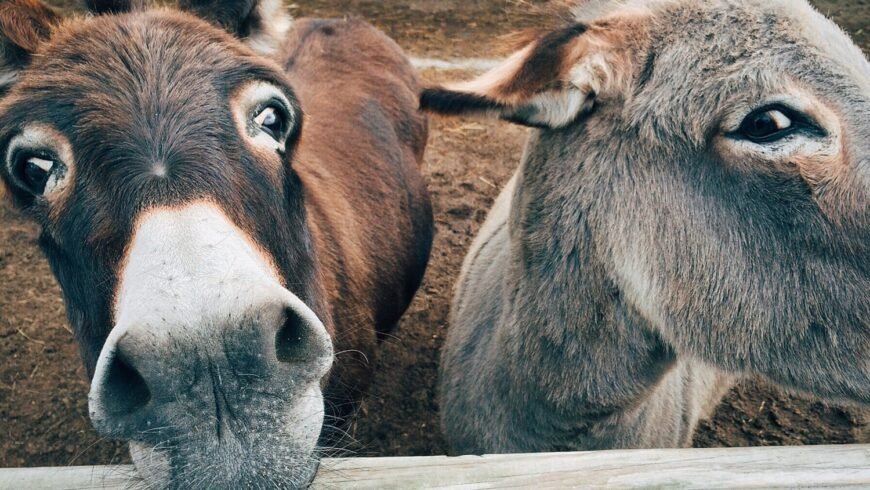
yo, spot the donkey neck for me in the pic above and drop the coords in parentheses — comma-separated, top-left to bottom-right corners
(499, 127, 679, 421)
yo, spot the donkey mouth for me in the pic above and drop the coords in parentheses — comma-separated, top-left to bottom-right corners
(131, 437, 322, 490)
(128, 394, 325, 489)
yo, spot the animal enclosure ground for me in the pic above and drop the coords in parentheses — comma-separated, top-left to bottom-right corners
(2, 0, 868, 468)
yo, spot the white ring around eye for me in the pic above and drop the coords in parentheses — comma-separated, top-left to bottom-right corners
(28, 157, 54, 172)
(232, 81, 296, 153)
(5, 125, 74, 199)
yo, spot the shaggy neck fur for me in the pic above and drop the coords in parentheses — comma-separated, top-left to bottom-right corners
(491, 127, 728, 450)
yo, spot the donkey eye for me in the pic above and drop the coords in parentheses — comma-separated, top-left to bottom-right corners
(740, 108, 792, 142)
(14, 153, 56, 195)
(733, 104, 826, 145)
(253, 105, 289, 141)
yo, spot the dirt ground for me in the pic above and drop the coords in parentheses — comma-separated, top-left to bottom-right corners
(2, 0, 868, 469)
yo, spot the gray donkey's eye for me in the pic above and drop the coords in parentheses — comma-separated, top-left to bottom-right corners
(735, 105, 824, 144)
(744, 110, 791, 137)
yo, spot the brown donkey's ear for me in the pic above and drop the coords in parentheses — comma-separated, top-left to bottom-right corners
(84, 0, 149, 15)
(421, 13, 649, 129)
(0, 0, 60, 95)
(177, 0, 292, 56)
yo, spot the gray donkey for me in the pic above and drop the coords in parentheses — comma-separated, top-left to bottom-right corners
(421, 0, 869, 454)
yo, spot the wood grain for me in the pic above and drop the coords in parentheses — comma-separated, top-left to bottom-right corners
(2, 444, 869, 489)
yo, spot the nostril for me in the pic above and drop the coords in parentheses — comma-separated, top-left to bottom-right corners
(275, 307, 311, 363)
(102, 352, 151, 415)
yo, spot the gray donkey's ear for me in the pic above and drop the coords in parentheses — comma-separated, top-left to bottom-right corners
(0, 0, 60, 96)
(421, 11, 649, 129)
(178, 0, 292, 56)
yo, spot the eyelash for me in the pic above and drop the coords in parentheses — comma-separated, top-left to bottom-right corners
(252, 99, 292, 137)
(255, 98, 290, 119)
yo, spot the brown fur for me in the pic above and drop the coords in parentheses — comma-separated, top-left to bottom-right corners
(0, 0, 59, 96)
(279, 17, 432, 405)
(0, 0, 58, 51)
(0, 1, 432, 486)
(498, 23, 589, 98)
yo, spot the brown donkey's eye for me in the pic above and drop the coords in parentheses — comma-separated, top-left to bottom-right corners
(14, 154, 56, 195)
(254, 105, 289, 141)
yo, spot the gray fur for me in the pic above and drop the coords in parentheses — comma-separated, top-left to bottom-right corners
(438, 0, 869, 454)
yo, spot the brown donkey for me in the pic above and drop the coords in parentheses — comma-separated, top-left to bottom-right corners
(0, 0, 432, 487)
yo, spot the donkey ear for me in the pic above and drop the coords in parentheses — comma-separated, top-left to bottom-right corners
(177, 0, 292, 56)
(0, 0, 60, 95)
(84, 0, 149, 15)
(421, 14, 648, 129)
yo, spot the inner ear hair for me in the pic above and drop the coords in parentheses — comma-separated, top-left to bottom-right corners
(421, 11, 649, 129)
(177, 0, 292, 56)
(83, 0, 148, 15)
(0, 0, 59, 52)
(85, 0, 133, 15)
(498, 23, 590, 102)
(0, 0, 61, 94)
(439, 22, 589, 108)
(419, 22, 593, 128)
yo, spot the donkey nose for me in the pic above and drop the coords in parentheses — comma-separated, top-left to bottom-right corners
(88, 292, 332, 439)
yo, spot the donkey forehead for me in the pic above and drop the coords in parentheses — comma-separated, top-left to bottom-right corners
(0, 11, 300, 237)
(578, 0, 867, 79)
(0, 11, 299, 171)
(4, 10, 288, 121)
(774, 0, 870, 84)
(720, 0, 866, 73)
(620, 0, 868, 104)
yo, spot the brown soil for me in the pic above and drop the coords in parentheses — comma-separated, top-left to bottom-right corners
(2, 0, 868, 469)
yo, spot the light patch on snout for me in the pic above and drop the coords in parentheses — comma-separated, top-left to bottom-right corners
(113, 201, 287, 325)
(111, 200, 326, 333)
(90, 201, 329, 418)
(89, 201, 333, 486)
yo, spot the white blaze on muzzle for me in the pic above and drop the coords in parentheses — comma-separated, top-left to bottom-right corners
(88, 201, 330, 424)
(114, 201, 293, 325)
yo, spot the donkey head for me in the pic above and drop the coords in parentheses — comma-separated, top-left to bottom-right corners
(0, 0, 333, 487)
(424, 0, 869, 405)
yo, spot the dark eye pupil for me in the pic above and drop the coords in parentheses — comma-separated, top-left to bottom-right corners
(750, 113, 777, 136)
(739, 109, 794, 143)
(255, 106, 286, 140)
(24, 160, 49, 191)
(262, 110, 278, 128)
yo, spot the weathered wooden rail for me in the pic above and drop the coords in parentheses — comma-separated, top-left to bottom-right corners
(1, 444, 868, 489)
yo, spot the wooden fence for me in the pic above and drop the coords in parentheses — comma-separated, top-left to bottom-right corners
(1, 444, 868, 489)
